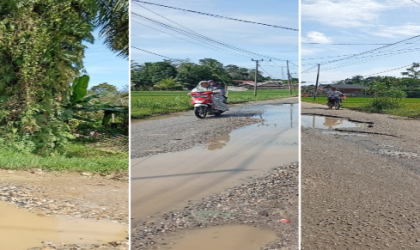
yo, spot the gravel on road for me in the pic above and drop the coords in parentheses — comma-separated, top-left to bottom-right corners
(131, 163, 299, 250)
(301, 102, 420, 250)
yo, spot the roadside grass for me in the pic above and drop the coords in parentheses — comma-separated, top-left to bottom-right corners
(0, 142, 128, 174)
(302, 97, 420, 118)
(131, 90, 296, 118)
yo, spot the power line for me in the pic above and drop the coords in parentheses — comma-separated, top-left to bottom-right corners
(132, 20, 253, 59)
(409, 0, 420, 6)
(301, 47, 420, 67)
(133, 0, 299, 31)
(364, 64, 412, 77)
(301, 47, 420, 61)
(301, 64, 318, 74)
(302, 42, 390, 45)
(310, 43, 420, 72)
(131, 46, 173, 59)
(301, 35, 420, 72)
(132, 12, 294, 62)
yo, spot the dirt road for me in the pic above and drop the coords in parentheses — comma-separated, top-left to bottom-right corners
(131, 98, 299, 249)
(0, 170, 128, 250)
(301, 102, 420, 249)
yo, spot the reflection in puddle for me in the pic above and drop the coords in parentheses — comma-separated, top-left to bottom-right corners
(166, 225, 277, 250)
(207, 134, 230, 151)
(0, 201, 126, 250)
(301, 115, 368, 129)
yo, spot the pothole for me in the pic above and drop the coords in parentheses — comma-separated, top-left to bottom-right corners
(162, 225, 277, 250)
(301, 115, 369, 129)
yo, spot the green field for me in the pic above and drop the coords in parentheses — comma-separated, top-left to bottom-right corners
(131, 90, 296, 118)
(0, 143, 128, 174)
(302, 97, 420, 118)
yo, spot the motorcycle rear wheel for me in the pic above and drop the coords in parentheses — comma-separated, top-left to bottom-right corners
(327, 103, 333, 109)
(194, 106, 207, 119)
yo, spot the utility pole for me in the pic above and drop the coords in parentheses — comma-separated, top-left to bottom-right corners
(314, 64, 321, 101)
(252, 59, 263, 96)
(287, 60, 292, 95)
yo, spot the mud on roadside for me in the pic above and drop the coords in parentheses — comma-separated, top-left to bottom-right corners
(0, 170, 129, 250)
(131, 163, 299, 250)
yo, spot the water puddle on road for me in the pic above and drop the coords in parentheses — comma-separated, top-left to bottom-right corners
(164, 225, 277, 250)
(206, 134, 230, 151)
(132, 104, 298, 220)
(301, 115, 368, 129)
(0, 201, 127, 250)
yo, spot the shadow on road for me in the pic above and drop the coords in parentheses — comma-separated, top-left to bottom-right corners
(132, 169, 254, 180)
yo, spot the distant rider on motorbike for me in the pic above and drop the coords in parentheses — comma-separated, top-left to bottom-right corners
(327, 87, 344, 104)
(189, 81, 229, 112)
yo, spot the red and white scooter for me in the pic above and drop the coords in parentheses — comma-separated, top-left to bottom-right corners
(190, 91, 224, 119)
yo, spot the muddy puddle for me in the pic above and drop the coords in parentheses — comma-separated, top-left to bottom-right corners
(301, 115, 368, 129)
(131, 104, 298, 220)
(163, 225, 277, 250)
(0, 201, 126, 250)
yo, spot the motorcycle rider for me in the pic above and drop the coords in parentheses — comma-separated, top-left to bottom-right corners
(208, 80, 227, 103)
(326, 87, 344, 104)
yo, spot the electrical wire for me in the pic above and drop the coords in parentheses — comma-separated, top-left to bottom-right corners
(133, 0, 298, 31)
(364, 64, 412, 77)
(132, 12, 294, 62)
(132, 20, 253, 59)
(131, 46, 173, 59)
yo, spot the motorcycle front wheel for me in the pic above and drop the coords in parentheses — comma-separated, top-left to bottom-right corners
(194, 106, 207, 119)
(335, 101, 341, 110)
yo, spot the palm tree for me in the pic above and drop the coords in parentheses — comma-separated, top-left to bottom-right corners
(96, 0, 128, 59)
(154, 78, 183, 91)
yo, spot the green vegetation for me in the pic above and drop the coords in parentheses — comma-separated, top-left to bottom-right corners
(0, 143, 127, 173)
(132, 90, 295, 118)
(0, 0, 128, 173)
(302, 97, 420, 118)
(131, 58, 296, 90)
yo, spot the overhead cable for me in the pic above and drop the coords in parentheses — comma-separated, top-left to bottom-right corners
(365, 64, 413, 77)
(133, 0, 299, 31)
(131, 46, 173, 59)
(132, 12, 293, 62)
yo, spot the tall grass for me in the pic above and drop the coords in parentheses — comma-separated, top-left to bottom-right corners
(0, 142, 128, 173)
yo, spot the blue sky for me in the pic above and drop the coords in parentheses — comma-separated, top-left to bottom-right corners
(301, 0, 420, 85)
(131, 0, 299, 80)
(83, 31, 129, 90)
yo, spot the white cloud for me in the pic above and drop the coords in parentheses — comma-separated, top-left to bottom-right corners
(303, 31, 332, 43)
(372, 23, 420, 38)
(302, 0, 389, 27)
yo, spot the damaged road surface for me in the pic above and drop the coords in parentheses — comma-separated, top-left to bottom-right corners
(131, 98, 299, 250)
(301, 102, 420, 250)
(0, 171, 128, 250)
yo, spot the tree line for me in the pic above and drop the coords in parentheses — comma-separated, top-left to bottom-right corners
(131, 58, 285, 90)
(330, 63, 420, 98)
(303, 63, 420, 98)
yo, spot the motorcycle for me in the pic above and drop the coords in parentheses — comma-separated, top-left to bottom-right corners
(190, 91, 224, 119)
(327, 96, 342, 110)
